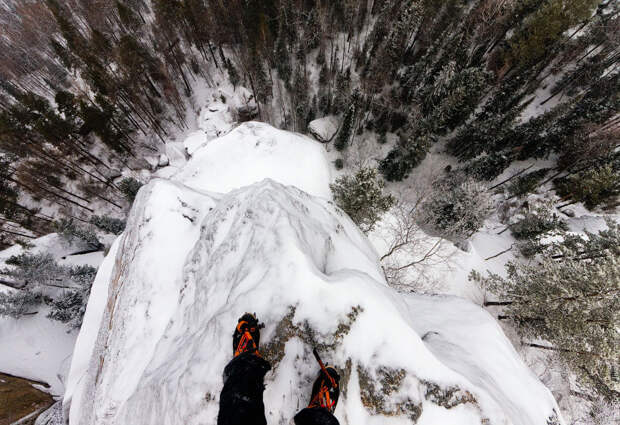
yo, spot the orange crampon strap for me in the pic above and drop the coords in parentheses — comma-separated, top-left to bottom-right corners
(308, 380, 336, 411)
(234, 322, 259, 357)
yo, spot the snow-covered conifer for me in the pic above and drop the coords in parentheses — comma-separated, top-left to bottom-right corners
(55, 218, 102, 250)
(330, 167, 395, 233)
(90, 215, 126, 235)
(417, 173, 493, 245)
(0, 290, 42, 318)
(473, 222, 620, 398)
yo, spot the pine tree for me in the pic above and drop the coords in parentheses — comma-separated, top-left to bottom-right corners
(555, 163, 620, 211)
(225, 59, 241, 89)
(506, 168, 550, 198)
(291, 66, 310, 131)
(417, 172, 493, 245)
(330, 167, 395, 233)
(463, 151, 512, 181)
(379, 111, 432, 181)
(334, 102, 354, 151)
(507, 0, 600, 67)
(509, 205, 568, 240)
(0, 252, 98, 328)
(55, 218, 102, 250)
(118, 177, 143, 203)
(0, 291, 42, 318)
(274, 32, 291, 84)
(472, 222, 620, 399)
(116, 0, 143, 32)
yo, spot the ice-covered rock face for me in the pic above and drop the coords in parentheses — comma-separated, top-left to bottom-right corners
(65, 123, 562, 425)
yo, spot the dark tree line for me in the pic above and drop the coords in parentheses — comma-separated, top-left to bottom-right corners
(1, 0, 618, 245)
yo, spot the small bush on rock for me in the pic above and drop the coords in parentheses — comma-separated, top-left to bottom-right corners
(331, 167, 395, 233)
(118, 177, 143, 204)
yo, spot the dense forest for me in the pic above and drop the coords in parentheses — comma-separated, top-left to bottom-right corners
(1, 0, 618, 247)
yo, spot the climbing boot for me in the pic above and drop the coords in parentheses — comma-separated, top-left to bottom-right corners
(233, 312, 263, 357)
(307, 366, 340, 414)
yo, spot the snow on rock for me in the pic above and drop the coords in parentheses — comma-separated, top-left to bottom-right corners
(175, 121, 332, 199)
(35, 401, 63, 425)
(65, 121, 562, 424)
(158, 154, 170, 167)
(183, 130, 209, 156)
(165, 142, 187, 167)
(0, 233, 93, 265)
(198, 101, 235, 141)
(308, 116, 339, 143)
(126, 157, 152, 171)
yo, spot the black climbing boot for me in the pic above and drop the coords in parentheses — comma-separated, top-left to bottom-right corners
(233, 313, 263, 357)
(307, 366, 340, 414)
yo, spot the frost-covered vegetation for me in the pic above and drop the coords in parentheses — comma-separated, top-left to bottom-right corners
(473, 222, 620, 401)
(331, 167, 394, 233)
(55, 218, 102, 250)
(0, 0, 618, 422)
(0, 252, 97, 328)
(117, 177, 143, 205)
(89, 215, 126, 235)
(417, 173, 493, 246)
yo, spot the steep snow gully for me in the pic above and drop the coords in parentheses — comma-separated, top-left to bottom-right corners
(64, 122, 563, 425)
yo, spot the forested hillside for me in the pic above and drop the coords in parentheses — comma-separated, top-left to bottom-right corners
(0, 1, 618, 423)
(1, 0, 617, 247)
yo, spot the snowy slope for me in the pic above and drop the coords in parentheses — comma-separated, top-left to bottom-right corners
(64, 122, 562, 425)
(0, 307, 76, 396)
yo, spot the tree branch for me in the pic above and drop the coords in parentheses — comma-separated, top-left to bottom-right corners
(484, 244, 514, 261)
(526, 343, 603, 358)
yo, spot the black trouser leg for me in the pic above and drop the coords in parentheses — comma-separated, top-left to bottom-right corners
(217, 353, 272, 425)
(294, 407, 340, 425)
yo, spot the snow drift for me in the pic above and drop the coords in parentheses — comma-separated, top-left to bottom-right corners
(64, 122, 562, 425)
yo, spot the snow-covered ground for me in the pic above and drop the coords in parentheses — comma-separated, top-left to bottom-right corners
(0, 307, 76, 396)
(64, 122, 562, 425)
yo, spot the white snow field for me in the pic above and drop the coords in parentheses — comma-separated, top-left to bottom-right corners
(64, 122, 562, 425)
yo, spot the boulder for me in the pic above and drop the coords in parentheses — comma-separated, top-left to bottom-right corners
(198, 102, 235, 140)
(308, 116, 339, 143)
(236, 104, 259, 122)
(65, 122, 563, 425)
(157, 154, 170, 167)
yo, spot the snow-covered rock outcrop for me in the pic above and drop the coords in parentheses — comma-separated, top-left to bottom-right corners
(64, 122, 562, 425)
(308, 116, 339, 143)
